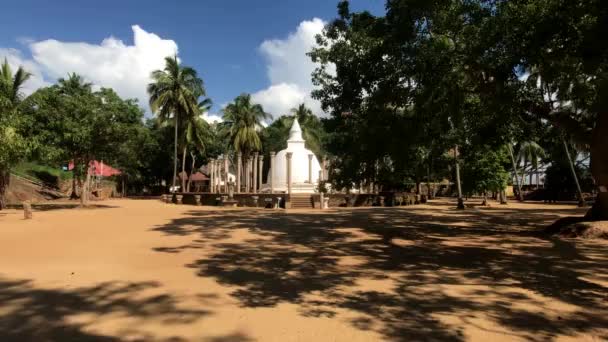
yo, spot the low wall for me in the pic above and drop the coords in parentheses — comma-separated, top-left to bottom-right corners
(314, 192, 419, 207)
(171, 193, 287, 208)
(170, 192, 419, 208)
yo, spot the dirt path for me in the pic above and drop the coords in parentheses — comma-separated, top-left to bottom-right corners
(0, 199, 606, 341)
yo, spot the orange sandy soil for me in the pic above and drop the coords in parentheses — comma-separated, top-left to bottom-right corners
(0, 199, 607, 342)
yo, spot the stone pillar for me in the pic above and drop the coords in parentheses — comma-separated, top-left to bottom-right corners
(217, 159, 221, 193)
(236, 152, 242, 194)
(224, 157, 229, 193)
(286, 152, 293, 209)
(308, 154, 313, 183)
(246, 157, 251, 193)
(322, 157, 327, 181)
(270, 152, 275, 194)
(286, 152, 293, 195)
(210, 160, 215, 193)
(253, 152, 259, 194)
(259, 154, 264, 192)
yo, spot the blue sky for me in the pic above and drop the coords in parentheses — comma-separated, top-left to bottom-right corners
(1, 0, 384, 120)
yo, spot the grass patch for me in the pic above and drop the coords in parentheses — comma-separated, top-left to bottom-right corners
(12, 162, 72, 188)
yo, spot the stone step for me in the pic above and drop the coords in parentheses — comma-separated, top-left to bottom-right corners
(289, 195, 313, 209)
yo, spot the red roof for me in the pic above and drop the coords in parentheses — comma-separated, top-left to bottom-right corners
(178, 171, 209, 181)
(68, 160, 121, 177)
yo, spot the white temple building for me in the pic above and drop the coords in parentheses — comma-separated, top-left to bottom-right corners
(261, 118, 322, 194)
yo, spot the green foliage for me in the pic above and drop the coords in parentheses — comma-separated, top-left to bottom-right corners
(0, 59, 32, 170)
(461, 146, 510, 197)
(221, 93, 270, 156)
(12, 162, 72, 188)
(311, 0, 606, 200)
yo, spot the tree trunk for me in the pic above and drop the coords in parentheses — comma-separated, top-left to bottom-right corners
(181, 145, 187, 192)
(0, 168, 10, 210)
(587, 111, 608, 220)
(481, 192, 488, 206)
(508, 144, 524, 201)
(70, 160, 79, 199)
(529, 164, 534, 188)
(536, 166, 540, 189)
(172, 114, 178, 192)
(562, 139, 586, 207)
(80, 163, 92, 207)
(187, 153, 195, 193)
(521, 160, 528, 189)
(454, 146, 464, 209)
(500, 190, 508, 204)
(427, 164, 434, 199)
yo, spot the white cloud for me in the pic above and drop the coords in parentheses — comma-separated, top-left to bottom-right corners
(0, 48, 50, 95)
(1, 25, 178, 112)
(201, 112, 223, 124)
(252, 18, 328, 118)
(252, 83, 322, 119)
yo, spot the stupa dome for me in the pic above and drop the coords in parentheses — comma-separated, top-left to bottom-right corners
(262, 118, 322, 193)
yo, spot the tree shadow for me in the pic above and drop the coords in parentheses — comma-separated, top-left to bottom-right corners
(151, 202, 608, 341)
(6, 203, 118, 212)
(0, 277, 212, 341)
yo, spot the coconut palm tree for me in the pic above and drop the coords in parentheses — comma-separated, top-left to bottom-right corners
(147, 55, 203, 192)
(0, 59, 32, 113)
(517, 141, 546, 189)
(0, 59, 31, 210)
(222, 93, 270, 156)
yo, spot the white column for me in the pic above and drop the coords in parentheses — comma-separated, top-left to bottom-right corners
(253, 152, 259, 194)
(259, 154, 264, 192)
(236, 152, 242, 193)
(308, 154, 313, 183)
(270, 152, 275, 194)
(246, 157, 251, 192)
(286, 152, 293, 195)
(210, 159, 215, 193)
(224, 157, 229, 193)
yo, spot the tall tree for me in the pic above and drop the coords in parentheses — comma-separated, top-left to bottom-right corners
(0, 59, 32, 209)
(222, 93, 270, 157)
(147, 55, 203, 192)
(25, 74, 145, 206)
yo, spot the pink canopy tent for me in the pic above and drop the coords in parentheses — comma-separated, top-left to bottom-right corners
(68, 160, 121, 177)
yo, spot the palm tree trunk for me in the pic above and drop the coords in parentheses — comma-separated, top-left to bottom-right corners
(187, 153, 195, 193)
(181, 145, 187, 192)
(172, 115, 178, 192)
(562, 139, 585, 207)
(536, 166, 540, 189)
(586, 111, 608, 220)
(427, 163, 433, 200)
(508, 144, 524, 201)
(521, 160, 528, 189)
(0, 168, 10, 210)
(454, 146, 464, 209)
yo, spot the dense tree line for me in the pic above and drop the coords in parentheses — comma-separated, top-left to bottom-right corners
(310, 0, 606, 218)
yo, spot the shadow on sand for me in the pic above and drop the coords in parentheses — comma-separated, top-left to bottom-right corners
(0, 277, 224, 342)
(150, 201, 608, 341)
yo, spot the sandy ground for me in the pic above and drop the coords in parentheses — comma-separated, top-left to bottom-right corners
(0, 199, 606, 342)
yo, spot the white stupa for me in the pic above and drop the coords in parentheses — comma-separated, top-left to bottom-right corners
(261, 118, 322, 193)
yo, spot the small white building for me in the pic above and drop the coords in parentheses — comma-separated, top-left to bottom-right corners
(261, 118, 322, 193)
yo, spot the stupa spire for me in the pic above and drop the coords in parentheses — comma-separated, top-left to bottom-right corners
(288, 117, 304, 143)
